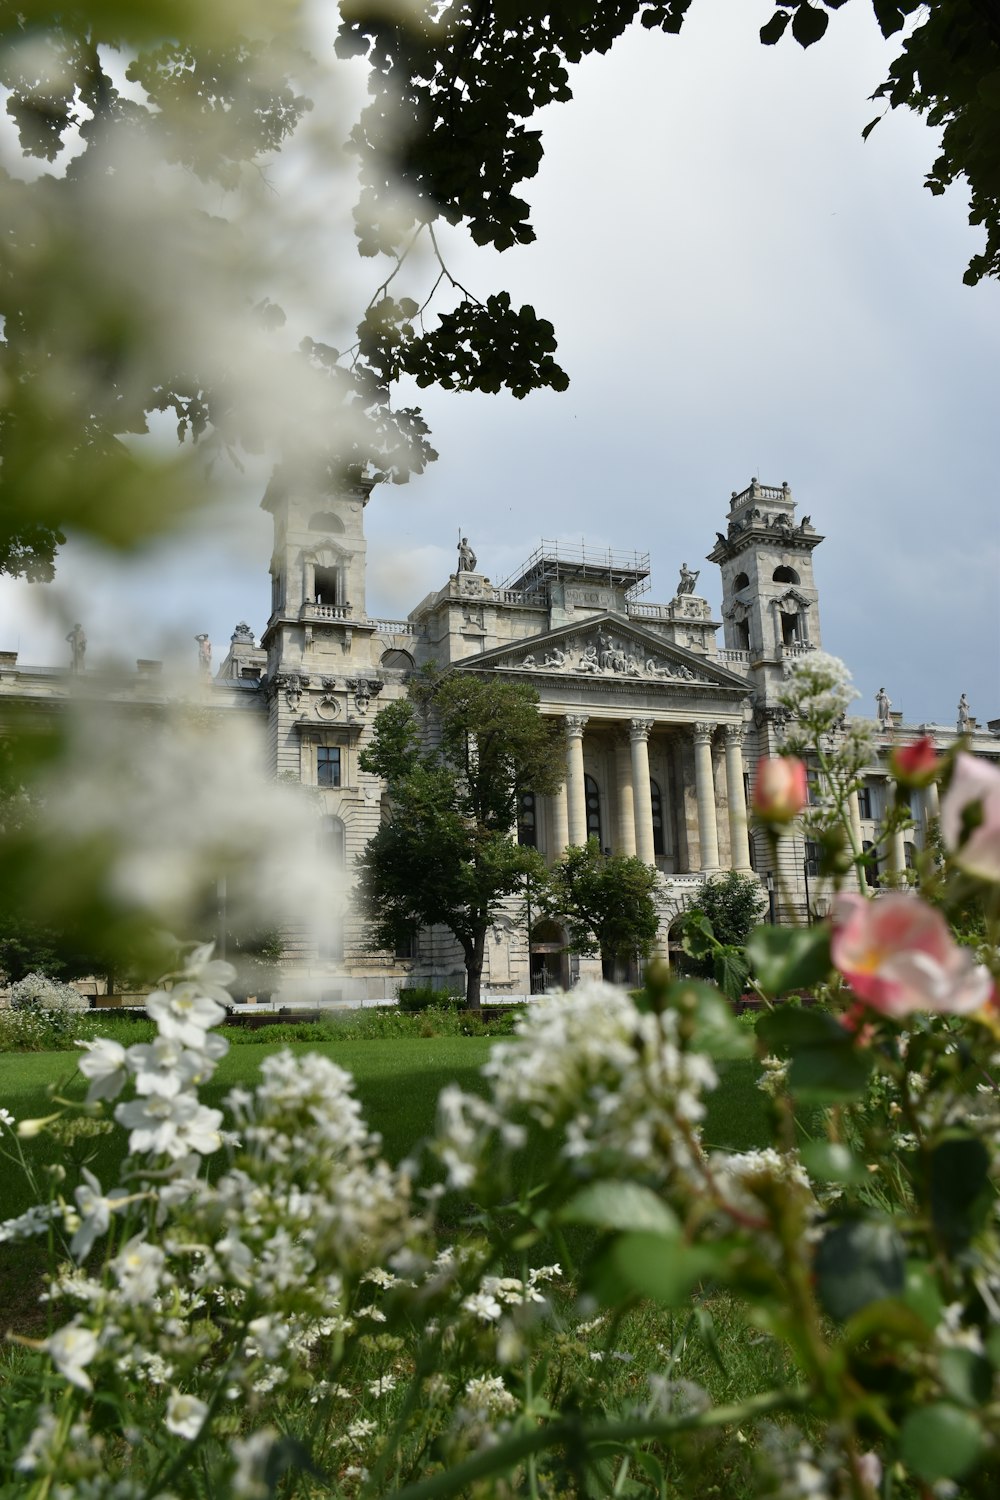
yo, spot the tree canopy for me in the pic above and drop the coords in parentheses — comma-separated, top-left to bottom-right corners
(544, 838, 661, 981)
(357, 670, 564, 1007)
(2, 1, 996, 580)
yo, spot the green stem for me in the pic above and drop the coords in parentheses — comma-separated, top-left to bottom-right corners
(385, 1387, 811, 1500)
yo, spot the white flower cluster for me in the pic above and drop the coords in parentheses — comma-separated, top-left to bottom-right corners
(778, 651, 859, 733)
(5, 970, 89, 1013)
(457, 983, 718, 1187)
(708, 1148, 813, 1224)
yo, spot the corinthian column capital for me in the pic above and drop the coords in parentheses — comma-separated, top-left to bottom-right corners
(723, 723, 744, 747)
(629, 717, 654, 742)
(693, 721, 714, 744)
(565, 714, 589, 739)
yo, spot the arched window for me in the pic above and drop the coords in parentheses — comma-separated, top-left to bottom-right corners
(319, 815, 346, 868)
(733, 572, 750, 592)
(517, 790, 537, 848)
(309, 511, 345, 533)
(380, 648, 415, 671)
(773, 565, 800, 585)
(585, 774, 602, 849)
(650, 779, 665, 856)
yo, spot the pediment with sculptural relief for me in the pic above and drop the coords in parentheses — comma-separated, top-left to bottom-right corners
(455, 613, 748, 695)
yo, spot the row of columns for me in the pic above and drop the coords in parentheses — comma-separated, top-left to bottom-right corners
(554, 715, 752, 872)
(847, 779, 942, 889)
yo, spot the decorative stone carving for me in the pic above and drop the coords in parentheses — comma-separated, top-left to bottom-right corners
(875, 686, 892, 729)
(346, 678, 384, 714)
(462, 605, 485, 630)
(276, 671, 309, 710)
(629, 717, 654, 742)
(693, 722, 715, 744)
(230, 622, 255, 644)
(514, 629, 707, 683)
(457, 536, 478, 573)
(958, 692, 971, 731)
(565, 714, 589, 739)
(723, 724, 744, 747)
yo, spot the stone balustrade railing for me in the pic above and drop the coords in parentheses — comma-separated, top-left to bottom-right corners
(370, 619, 420, 636)
(718, 648, 751, 665)
(300, 602, 352, 621)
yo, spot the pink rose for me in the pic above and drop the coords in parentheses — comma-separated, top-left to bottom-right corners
(940, 752, 1000, 883)
(889, 735, 938, 787)
(831, 893, 993, 1018)
(752, 756, 808, 825)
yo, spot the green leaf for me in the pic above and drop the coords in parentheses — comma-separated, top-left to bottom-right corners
(714, 946, 750, 1003)
(903, 1261, 944, 1331)
(560, 1182, 679, 1236)
(939, 1347, 993, 1408)
(590, 1232, 726, 1308)
(929, 1134, 992, 1251)
(814, 1219, 905, 1322)
(791, 2, 829, 48)
(757, 1005, 843, 1051)
(671, 980, 753, 1059)
(900, 1403, 984, 1482)
(787, 1040, 872, 1103)
(746, 925, 831, 996)
(800, 1141, 868, 1185)
(759, 11, 790, 45)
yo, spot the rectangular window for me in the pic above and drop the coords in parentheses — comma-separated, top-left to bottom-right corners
(317, 747, 341, 787)
(857, 785, 873, 820)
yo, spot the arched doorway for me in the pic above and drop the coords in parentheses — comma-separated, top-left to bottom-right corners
(529, 918, 570, 994)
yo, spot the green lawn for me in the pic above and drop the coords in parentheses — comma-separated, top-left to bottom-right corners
(0, 1036, 769, 1222)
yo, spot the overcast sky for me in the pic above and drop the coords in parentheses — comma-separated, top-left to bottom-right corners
(1, 0, 997, 729)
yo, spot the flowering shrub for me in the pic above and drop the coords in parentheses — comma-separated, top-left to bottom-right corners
(2, 659, 1000, 1498)
(5, 971, 88, 1014)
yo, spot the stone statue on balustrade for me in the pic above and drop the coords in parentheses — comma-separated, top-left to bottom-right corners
(875, 686, 892, 729)
(958, 692, 971, 732)
(457, 535, 477, 573)
(677, 562, 699, 596)
(195, 633, 212, 674)
(66, 622, 87, 673)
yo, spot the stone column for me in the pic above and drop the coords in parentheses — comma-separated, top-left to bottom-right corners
(565, 715, 589, 847)
(923, 779, 940, 844)
(630, 718, 656, 865)
(615, 734, 636, 857)
(847, 789, 866, 891)
(550, 782, 569, 859)
(889, 823, 907, 876)
(723, 724, 752, 872)
(693, 722, 721, 872)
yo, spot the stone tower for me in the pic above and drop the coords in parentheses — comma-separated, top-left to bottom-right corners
(707, 478, 823, 700)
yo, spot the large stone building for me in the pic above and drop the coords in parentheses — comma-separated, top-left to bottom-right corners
(3, 476, 997, 1002)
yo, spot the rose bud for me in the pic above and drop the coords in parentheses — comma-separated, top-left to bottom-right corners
(752, 756, 808, 825)
(889, 735, 938, 787)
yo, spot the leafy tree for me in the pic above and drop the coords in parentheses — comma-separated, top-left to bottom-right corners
(545, 838, 660, 981)
(357, 671, 564, 1008)
(674, 869, 767, 997)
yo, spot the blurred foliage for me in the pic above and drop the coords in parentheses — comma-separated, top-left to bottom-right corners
(3, 2, 996, 578)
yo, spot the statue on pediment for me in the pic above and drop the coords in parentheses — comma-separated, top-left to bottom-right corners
(543, 646, 567, 669)
(577, 643, 600, 673)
